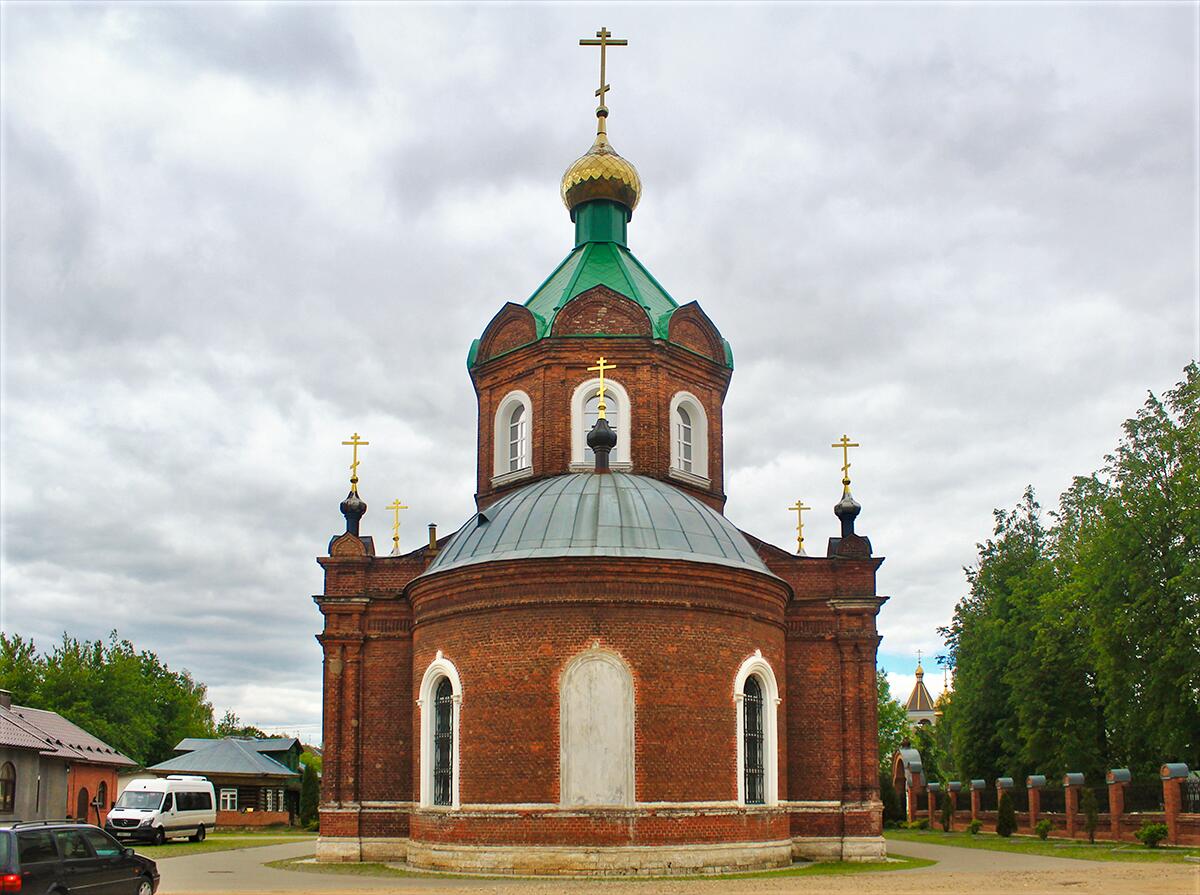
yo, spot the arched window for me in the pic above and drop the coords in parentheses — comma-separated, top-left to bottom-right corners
(676, 407, 693, 472)
(493, 391, 533, 480)
(0, 762, 14, 814)
(419, 652, 462, 808)
(742, 677, 765, 804)
(77, 787, 89, 821)
(734, 651, 780, 806)
(507, 405, 527, 472)
(571, 378, 632, 468)
(669, 392, 709, 482)
(97, 781, 108, 814)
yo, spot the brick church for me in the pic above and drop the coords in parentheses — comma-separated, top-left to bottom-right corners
(315, 30, 887, 874)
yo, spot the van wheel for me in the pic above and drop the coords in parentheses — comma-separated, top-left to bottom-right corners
(190, 825, 206, 842)
(137, 877, 153, 895)
(153, 827, 166, 846)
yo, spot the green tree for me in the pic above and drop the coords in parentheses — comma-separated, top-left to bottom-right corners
(215, 710, 268, 739)
(876, 669, 909, 776)
(0, 631, 215, 766)
(299, 761, 320, 827)
(996, 791, 1017, 837)
(1081, 787, 1099, 844)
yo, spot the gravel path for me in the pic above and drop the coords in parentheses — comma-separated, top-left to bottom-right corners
(156, 839, 1200, 895)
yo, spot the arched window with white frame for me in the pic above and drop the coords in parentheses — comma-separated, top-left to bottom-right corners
(570, 378, 632, 468)
(734, 651, 780, 806)
(669, 392, 709, 483)
(419, 652, 462, 808)
(493, 390, 533, 481)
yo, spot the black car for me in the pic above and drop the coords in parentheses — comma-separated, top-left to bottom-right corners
(0, 821, 159, 894)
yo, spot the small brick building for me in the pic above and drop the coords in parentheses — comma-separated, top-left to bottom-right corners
(315, 99, 887, 874)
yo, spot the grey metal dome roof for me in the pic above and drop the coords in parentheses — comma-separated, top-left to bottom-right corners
(423, 473, 771, 577)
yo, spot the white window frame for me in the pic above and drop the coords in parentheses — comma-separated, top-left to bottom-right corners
(734, 650, 780, 806)
(669, 391, 710, 485)
(219, 788, 237, 812)
(570, 377, 632, 469)
(418, 651, 462, 809)
(492, 390, 533, 482)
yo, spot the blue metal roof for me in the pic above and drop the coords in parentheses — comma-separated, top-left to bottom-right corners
(149, 738, 298, 778)
(423, 473, 772, 577)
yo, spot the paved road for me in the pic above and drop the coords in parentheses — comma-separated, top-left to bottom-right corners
(157, 839, 1200, 895)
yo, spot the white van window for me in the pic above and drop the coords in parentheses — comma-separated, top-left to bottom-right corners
(162, 793, 174, 812)
(115, 791, 163, 810)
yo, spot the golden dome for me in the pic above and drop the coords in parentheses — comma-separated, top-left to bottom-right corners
(561, 133, 641, 214)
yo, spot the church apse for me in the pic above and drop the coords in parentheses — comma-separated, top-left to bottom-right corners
(312, 26, 888, 874)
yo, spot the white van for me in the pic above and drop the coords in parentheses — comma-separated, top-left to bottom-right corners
(105, 775, 217, 844)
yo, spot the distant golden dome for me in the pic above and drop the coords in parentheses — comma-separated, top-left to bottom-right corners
(561, 134, 641, 214)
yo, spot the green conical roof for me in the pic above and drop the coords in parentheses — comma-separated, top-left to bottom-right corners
(468, 198, 733, 369)
(524, 240, 678, 340)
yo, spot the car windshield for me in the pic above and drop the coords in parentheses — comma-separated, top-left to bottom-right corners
(115, 790, 164, 810)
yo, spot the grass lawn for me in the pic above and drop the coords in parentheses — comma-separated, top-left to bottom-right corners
(133, 830, 317, 860)
(885, 828, 1200, 863)
(267, 852, 935, 881)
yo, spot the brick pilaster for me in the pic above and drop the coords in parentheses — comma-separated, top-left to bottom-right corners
(1163, 778, 1182, 845)
(970, 788, 980, 821)
(1108, 782, 1125, 841)
(1028, 786, 1040, 831)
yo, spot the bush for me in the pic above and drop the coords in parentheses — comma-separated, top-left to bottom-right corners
(879, 772, 905, 825)
(996, 792, 1017, 838)
(905, 818, 929, 830)
(967, 819, 983, 835)
(1035, 819, 1053, 840)
(940, 796, 953, 832)
(1081, 788, 1099, 844)
(1135, 822, 1168, 848)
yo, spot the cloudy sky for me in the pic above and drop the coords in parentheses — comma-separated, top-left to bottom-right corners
(2, 4, 1196, 739)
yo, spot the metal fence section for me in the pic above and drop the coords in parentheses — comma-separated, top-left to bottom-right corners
(1008, 787, 1029, 812)
(1124, 781, 1164, 812)
(978, 787, 998, 811)
(1183, 776, 1200, 813)
(1039, 786, 1065, 813)
(1083, 785, 1108, 814)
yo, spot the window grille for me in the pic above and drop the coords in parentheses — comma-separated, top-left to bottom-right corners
(743, 676, 765, 805)
(433, 677, 454, 806)
(676, 407, 693, 472)
(508, 404, 527, 471)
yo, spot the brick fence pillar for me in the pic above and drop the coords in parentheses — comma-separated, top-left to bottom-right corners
(1027, 785, 1041, 832)
(1065, 787, 1079, 839)
(971, 788, 981, 821)
(906, 784, 919, 823)
(1163, 777, 1182, 845)
(928, 789, 937, 826)
(1108, 781, 1125, 841)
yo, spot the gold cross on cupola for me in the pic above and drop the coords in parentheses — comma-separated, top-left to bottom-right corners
(386, 498, 409, 555)
(831, 434, 861, 493)
(787, 499, 812, 555)
(579, 27, 628, 136)
(587, 356, 617, 420)
(341, 432, 369, 494)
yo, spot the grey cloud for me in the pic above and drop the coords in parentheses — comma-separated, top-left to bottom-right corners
(2, 4, 1195, 732)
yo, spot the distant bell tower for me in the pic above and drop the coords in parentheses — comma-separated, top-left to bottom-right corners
(905, 653, 937, 727)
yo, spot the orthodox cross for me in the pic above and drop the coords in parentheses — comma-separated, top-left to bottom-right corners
(917, 648, 923, 669)
(787, 499, 812, 555)
(831, 434, 860, 491)
(341, 432, 369, 493)
(587, 356, 617, 419)
(579, 27, 627, 135)
(386, 498, 409, 554)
